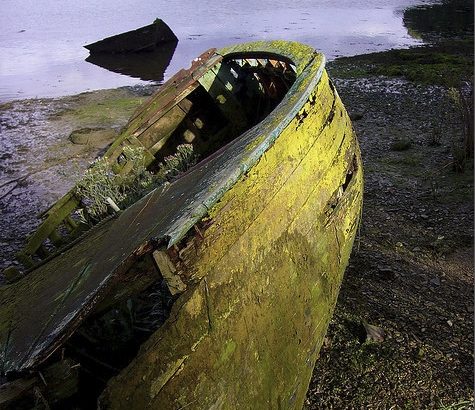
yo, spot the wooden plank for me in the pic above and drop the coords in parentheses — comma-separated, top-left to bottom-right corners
(129, 82, 199, 143)
(138, 99, 193, 156)
(64, 215, 78, 231)
(20, 197, 79, 263)
(48, 228, 63, 247)
(0, 377, 37, 408)
(152, 250, 186, 295)
(198, 62, 247, 128)
(126, 53, 222, 143)
(127, 48, 217, 124)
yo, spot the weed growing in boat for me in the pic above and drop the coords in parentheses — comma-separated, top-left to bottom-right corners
(74, 144, 197, 222)
(157, 144, 197, 179)
(74, 156, 129, 220)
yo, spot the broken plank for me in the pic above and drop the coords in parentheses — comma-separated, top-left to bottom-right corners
(152, 250, 187, 295)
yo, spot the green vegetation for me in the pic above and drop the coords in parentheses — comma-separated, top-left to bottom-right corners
(55, 90, 148, 129)
(329, 39, 473, 88)
(74, 144, 197, 221)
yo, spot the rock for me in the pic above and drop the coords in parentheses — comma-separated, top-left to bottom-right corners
(363, 322, 386, 343)
(69, 127, 117, 146)
(430, 276, 441, 286)
(349, 111, 364, 121)
(377, 266, 395, 280)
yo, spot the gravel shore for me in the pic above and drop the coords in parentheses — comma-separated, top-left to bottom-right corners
(304, 61, 473, 409)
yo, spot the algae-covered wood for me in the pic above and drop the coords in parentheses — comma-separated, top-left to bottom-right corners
(1, 41, 321, 373)
(100, 67, 363, 410)
(0, 41, 363, 409)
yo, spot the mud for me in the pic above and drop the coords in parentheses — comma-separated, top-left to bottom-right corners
(0, 86, 156, 273)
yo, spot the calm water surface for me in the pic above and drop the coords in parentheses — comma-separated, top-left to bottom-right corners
(0, 0, 437, 102)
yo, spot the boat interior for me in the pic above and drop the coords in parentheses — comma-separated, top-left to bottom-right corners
(19, 52, 298, 267)
(141, 54, 297, 166)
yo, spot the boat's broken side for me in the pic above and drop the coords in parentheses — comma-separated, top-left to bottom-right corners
(0, 41, 363, 409)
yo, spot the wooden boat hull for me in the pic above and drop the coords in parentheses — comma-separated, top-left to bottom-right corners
(100, 55, 363, 409)
(0, 41, 362, 409)
(84, 19, 178, 54)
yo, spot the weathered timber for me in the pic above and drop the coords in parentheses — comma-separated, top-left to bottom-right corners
(0, 377, 37, 409)
(16, 50, 219, 263)
(99, 63, 363, 409)
(1, 41, 363, 409)
(0, 359, 79, 409)
(198, 62, 247, 128)
(152, 250, 187, 295)
(17, 196, 79, 267)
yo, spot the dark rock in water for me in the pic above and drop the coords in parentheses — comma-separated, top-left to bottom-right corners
(85, 19, 178, 54)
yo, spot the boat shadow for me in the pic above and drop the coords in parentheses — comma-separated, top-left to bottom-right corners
(85, 40, 178, 83)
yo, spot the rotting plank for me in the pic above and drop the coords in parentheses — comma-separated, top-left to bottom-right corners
(127, 49, 217, 124)
(100, 68, 362, 410)
(0, 377, 38, 408)
(125, 54, 222, 143)
(198, 62, 247, 128)
(15, 52, 218, 262)
(141, 101, 193, 156)
(19, 197, 79, 265)
(152, 250, 187, 295)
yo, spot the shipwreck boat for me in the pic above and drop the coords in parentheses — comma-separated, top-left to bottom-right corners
(0, 41, 363, 409)
(84, 19, 178, 54)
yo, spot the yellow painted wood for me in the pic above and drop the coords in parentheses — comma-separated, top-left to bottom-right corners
(100, 69, 363, 410)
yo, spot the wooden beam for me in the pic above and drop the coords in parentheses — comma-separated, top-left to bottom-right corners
(198, 62, 247, 128)
(152, 250, 187, 295)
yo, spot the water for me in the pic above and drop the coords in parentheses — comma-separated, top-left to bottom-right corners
(0, 0, 437, 102)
